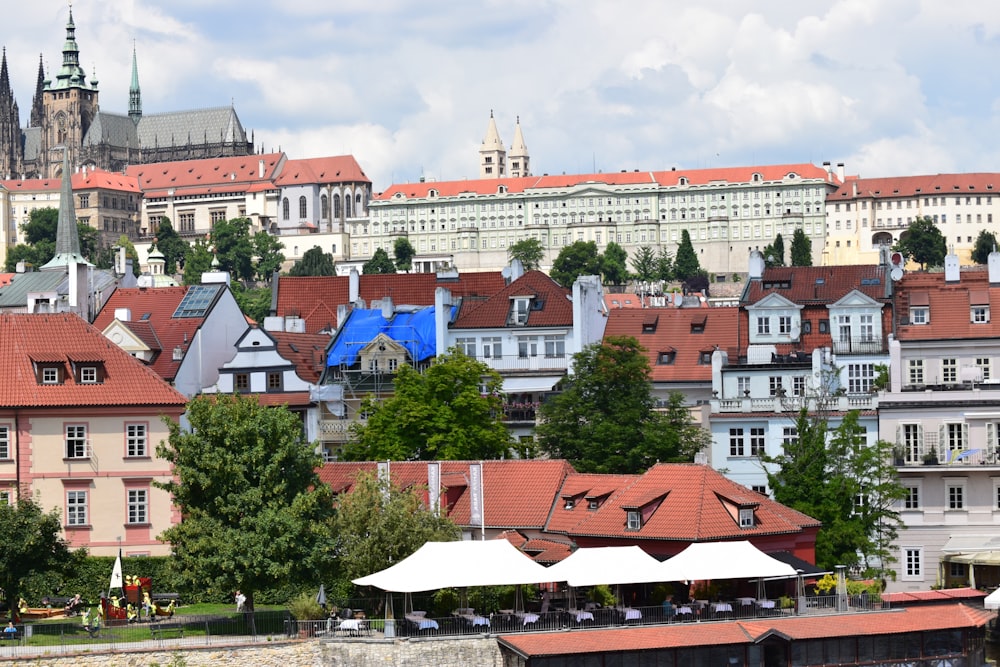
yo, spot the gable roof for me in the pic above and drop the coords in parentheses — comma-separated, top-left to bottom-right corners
(1, 168, 140, 194)
(92, 285, 227, 382)
(602, 307, 739, 382)
(274, 155, 370, 186)
(319, 459, 575, 530)
(549, 464, 820, 545)
(451, 270, 572, 329)
(830, 173, 1000, 201)
(895, 268, 1000, 341)
(0, 313, 186, 408)
(267, 331, 330, 384)
(742, 264, 890, 305)
(274, 272, 505, 333)
(125, 153, 284, 196)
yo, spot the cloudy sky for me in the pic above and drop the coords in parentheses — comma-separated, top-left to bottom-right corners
(6, 1, 1000, 190)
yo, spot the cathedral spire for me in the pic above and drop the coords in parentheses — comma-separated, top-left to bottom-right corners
(128, 42, 141, 124)
(52, 2, 93, 92)
(0, 48, 24, 179)
(479, 110, 506, 179)
(509, 115, 530, 178)
(41, 149, 90, 270)
(30, 53, 45, 127)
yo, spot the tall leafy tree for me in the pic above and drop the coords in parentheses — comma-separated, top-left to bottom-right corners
(508, 238, 544, 271)
(790, 228, 813, 266)
(763, 233, 786, 267)
(393, 237, 416, 273)
(334, 471, 459, 583)
(601, 241, 629, 285)
(550, 240, 601, 287)
(656, 247, 674, 281)
(182, 237, 215, 285)
(4, 207, 100, 270)
(536, 336, 708, 473)
(232, 284, 273, 322)
(971, 229, 999, 265)
(673, 230, 701, 280)
(289, 246, 336, 276)
(0, 498, 80, 621)
(362, 248, 396, 274)
(345, 349, 512, 461)
(253, 230, 286, 282)
(153, 217, 190, 274)
(157, 395, 336, 612)
(211, 218, 256, 282)
(630, 246, 657, 282)
(894, 216, 947, 269)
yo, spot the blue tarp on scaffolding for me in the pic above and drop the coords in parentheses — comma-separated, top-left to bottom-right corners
(326, 306, 446, 368)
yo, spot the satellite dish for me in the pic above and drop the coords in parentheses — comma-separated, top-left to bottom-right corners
(890, 267, 903, 282)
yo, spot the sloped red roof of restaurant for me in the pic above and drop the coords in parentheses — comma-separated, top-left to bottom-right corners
(451, 271, 572, 328)
(603, 307, 739, 382)
(274, 272, 506, 333)
(0, 313, 187, 408)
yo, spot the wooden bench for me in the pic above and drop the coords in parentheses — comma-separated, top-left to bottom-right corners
(150, 622, 185, 639)
(152, 593, 181, 604)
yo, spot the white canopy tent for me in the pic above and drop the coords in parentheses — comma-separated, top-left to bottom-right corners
(985, 588, 1000, 610)
(543, 546, 666, 587)
(352, 540, 552, 592)
(659, 541, 798, 582)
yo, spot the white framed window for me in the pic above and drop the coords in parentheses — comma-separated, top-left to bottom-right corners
(0, 425, 8, 460)
(977, 357, 992, 381)
(837, 315, 851, 343)
(756, 316, 770, 335)
(65, 425, 88, 459)
(388, 358, 399, 372)
(910, 307, 929, 325)
(778, 316, 792, 335)
(0, 489, 9, 505)
(626, 510, 641, 530)
(128, 489, 148, 524)
(942, 358, 957, 384)
(848, 363, 874, 393)
(903, 548, 922, 579)
(782, 427, 798, 449)
(482, 337, 502, 359)
(993, 478, 1000, 510)
(517, 337, 538, 359)
(902, 484, 920, 510)
(739, 508, 754, 528)
(67, 490, 88, 526)
(544, 335, 565, 359)
(942, 422, 968, 457)
(737, 376, 750, 396)
(749, 427, 766, 456)
(898, 423, 923, 463)
(729, 428, 745, 456)
(859, 314, 874, 340)
(456, 337, 476, 357)
(908, 359, 924, 385)
(126, 423, 147, 457)
(945, 479, 967, 510)
(972, 305, 990, 324)
(42, 367, 59, 384)
(791, 376, 805, 396)
(769, 376, 783, 396)
(509, 298, 530, 325)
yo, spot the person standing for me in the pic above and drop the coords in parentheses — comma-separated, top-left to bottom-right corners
(235, 590, 246, 612)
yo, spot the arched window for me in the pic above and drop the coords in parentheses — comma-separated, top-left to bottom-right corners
(282, 197, 289, 220)
(321, 194, 329, 220)
(299, 196, 307, 219)
(331, 243, 337, 254)
(333, 195, 341, 219)
(345, 195, 353, 218)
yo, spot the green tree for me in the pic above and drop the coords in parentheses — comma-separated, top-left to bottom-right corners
(893, 216, 947, 270)
(156, 394, 336, 613)
(630, 246, 657, 282)
(334, 471, 459, 583)
(153, 218, 190, 274)
(4, 243, 49, 272)
(790, 228, 813, 267)
(508, 238, 544, 271)
(763, 409, 904, 578)
(600, 241, 629, 285)
(211, 218, 256, 283)
(77, 223, 100, 261)
(536, 336, 707, 473)
(232, 284, 273, 322)
(362, 248, 396, 275)
(762, 233, 786, 268)
(393, 237, 416, 273)
(0, 497, 80, 621)
(971, 229, 999, 265)
(253, 231, 285, 282)
(656, 247, 674, 280)
(182, 237, 215, 285)
(345, 349, 512, 461)
(550, 240, 601, 287)
(673, 230, 701, 280)
(289, 246, 336, 277)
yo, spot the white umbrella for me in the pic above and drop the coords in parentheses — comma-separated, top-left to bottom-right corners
(984, 588, 1000, 610)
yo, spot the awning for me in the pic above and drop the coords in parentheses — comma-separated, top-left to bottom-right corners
(942, 535, 1000, 553)
(502, 376, 562, 393)
(949, 552, 1000, 565)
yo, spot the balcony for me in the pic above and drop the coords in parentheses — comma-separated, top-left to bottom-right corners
(715, 394, 875, 414)
(502, 403, 539, 424)
(319, 419, 361, 443)
(831, 337, 886, 355)
(895, 445, 999, 467)
(480, 355, 569, 373)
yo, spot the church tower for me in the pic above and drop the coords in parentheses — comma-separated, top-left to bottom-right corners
(30, 54, 45, 128)
(39, 6, 100, 177)
(508, 115, 530, 178)
(128, 44, 141, 124)
(479, 111, 506, 179)
(0, 49, 23, 179)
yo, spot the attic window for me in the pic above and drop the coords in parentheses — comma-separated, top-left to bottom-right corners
(509, 297, 531, 326)
(588, 499, 600, 510)
(658, 350, 676, 365)
(699, 351, 713, 365)
(564, 498, 575, 510)
(739, 507, 755, 528)
(626, 510, 641, 531)
(690, 316, 706, 333)
(642, 315, 658, 333)
(79, 366, 98, 384)
(40, 366, 62, 385)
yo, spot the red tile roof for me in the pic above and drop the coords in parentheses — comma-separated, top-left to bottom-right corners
(742, 265, 890, 305)
(2, 169, 140, 193)
(254, 391, 313, 407)
(499, 604, 994, 657)
(603, 307, 739, 382)
(92, 286, 219, 382)
(274, 155, 369, 186)
(829, 173, 1000, 200)
(881, 587, 986, 605)
(451, 271, 572, 328)
(319, 459, 575, 530)
(895, 269, 1000, 341)
(548, 464, 820, 548)
(268, 331, 331, 383)
(274, 272, 506, 333)
(125, 153, 285, 196)
(0, 313, 187, 408)
(497, 531, 573, 564)
(374, 164, 834, 200)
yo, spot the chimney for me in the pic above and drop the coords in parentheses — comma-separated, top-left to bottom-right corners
(836, 163, 845, 183)
(259, 159, 265, 178)
(747, 249, 765, 280)
(349, 268, 360, 304)
(381, 297, 394, 320)
(944, 250, 960, 283)
(115, 307, 132, 322)
(989, 250, 1000, 285)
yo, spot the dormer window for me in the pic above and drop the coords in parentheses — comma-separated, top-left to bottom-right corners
(626, 510, 641, 531)
(910, 307, 929, 325)
(509, 297, 531, 326)
(658, 350, 676, 365)
(699, 351, 712, 365)
(42, 367, 61, 384)
(564, 498, 575, 510)
(972, 305, 990, 324)
(80, 366, 98, 384)
(642, 315, 658, 333)
(588, 499, 600, 510)
(739, 507, 755, 528)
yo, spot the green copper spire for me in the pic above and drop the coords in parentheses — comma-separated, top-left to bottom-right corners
(49, 4, 95, 92)
(41, 149, 90, 270)
(129, 42, 141, 123)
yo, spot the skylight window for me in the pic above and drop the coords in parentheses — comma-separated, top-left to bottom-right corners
(173, 284, 223, 318)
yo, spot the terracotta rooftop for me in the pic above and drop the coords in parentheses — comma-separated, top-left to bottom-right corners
(895, 269, 1000, 341)
(881, 587, 986, 605)
(374, 163, 834, 201)
(603, 307, 739, 383)
(274, 272, 505, 333)
(0, 313, 187, 408)
(741, 264, 890, 305)
(274, 155, 369, 186)
(830, 173, 1000, 200)
(497, 531, 573, 564)
(498, 604, 994, 657)
(451, 271, 572, 328)
(267, 330, 331, 384)
(548, 464, 820, 546)
(2, 169, 140, 193)
(125, 153, 285, 196)
(319, 459, 575, 530)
